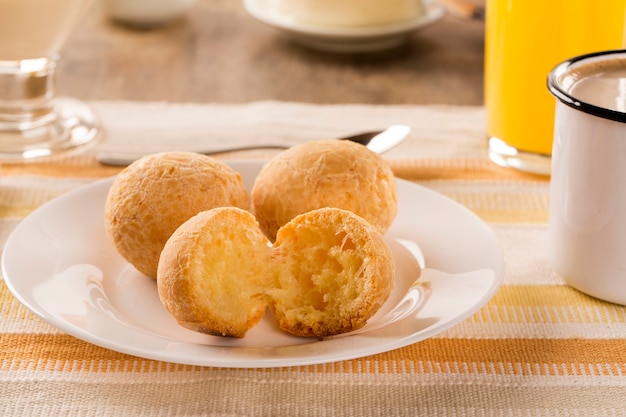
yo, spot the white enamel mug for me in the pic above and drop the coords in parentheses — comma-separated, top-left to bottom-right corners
(547, 50, 626, 305)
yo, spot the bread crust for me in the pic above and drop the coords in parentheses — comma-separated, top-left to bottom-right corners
(251, 139, 397, 242)
(104, 152, 251, 279)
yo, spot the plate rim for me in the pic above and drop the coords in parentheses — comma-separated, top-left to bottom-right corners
(2, 160, 504, 368)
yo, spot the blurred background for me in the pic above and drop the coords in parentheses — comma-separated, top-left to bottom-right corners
(58, 0, 485, 105)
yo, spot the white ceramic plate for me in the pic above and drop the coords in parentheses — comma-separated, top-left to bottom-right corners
(2, 161, 503, 368)
(243, 0, 445, 53)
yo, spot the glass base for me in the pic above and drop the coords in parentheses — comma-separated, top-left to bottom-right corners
(0, 97, 100, 161)
(488, 137, 551, 176)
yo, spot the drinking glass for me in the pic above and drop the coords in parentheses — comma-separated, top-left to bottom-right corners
(0, 0, 99, 160)
(484, 0, 626, 175)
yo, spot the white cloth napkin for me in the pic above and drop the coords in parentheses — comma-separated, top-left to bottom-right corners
(89, 100, 487, 160)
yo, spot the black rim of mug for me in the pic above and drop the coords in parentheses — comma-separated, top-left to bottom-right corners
(547, 48, 626, 124)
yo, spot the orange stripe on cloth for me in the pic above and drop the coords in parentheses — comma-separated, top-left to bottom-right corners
(0, 205, 37, 219)
(488, 285, 625, 309)
(0, 152, 269, 179)
(4, 282, 624, 330)
(469, 286, 626, 326)
(389, 158, 551, 182)
(0, 155, 550, 183)
(0, 157, 121, 179)
(2, 334, 625, 376)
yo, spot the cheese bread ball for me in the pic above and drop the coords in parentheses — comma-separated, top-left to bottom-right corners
(104, 151, 251, 279)
(157, 207, 272, 338)
(156, 207, 395, 338)
(251, 139, 397, 241)
(269, 207, 395, 337)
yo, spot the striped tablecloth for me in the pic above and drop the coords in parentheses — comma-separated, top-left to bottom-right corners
(1, 101, 625, 416)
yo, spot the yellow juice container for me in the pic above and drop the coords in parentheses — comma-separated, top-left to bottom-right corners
(485, 0, 626, 175)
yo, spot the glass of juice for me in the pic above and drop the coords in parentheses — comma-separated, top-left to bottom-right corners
(0, 0, 99, 160)
(484, 0, 626, 175)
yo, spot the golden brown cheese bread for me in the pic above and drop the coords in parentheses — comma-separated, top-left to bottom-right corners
(156, 206, 395, 338)
(251, 139, 397, 242)
(104, 152, 251, 279)
(157, 207, 272, 338)
(269, 206, 395, 337)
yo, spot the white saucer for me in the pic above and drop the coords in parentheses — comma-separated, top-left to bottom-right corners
(243, 0, 446, 53)
(2, 161, 504, 368)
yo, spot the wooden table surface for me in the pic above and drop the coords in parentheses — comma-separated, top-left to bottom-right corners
(58, 0, 485, 105)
